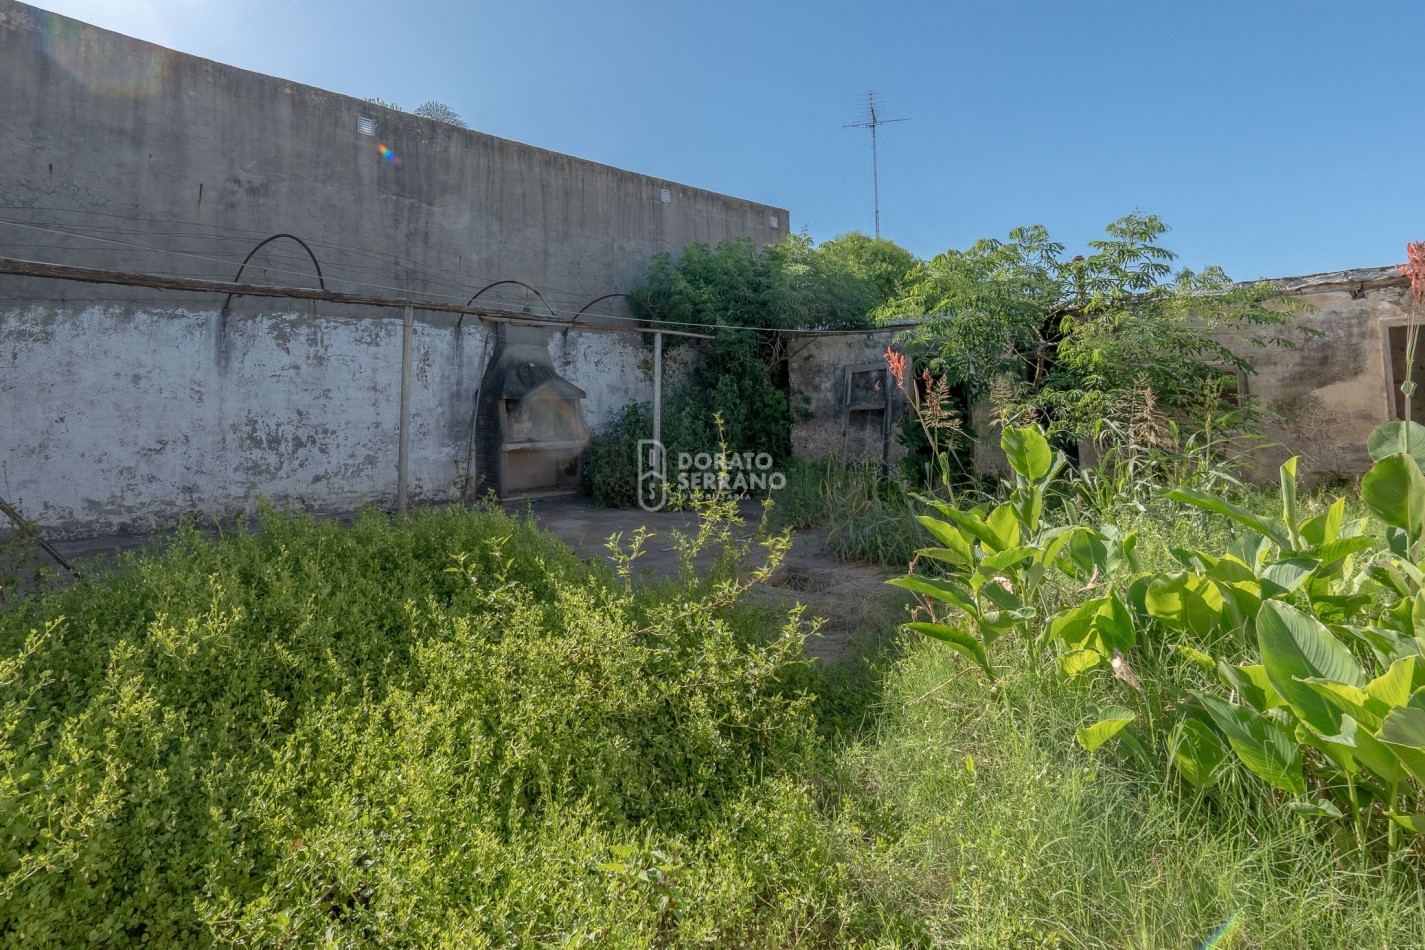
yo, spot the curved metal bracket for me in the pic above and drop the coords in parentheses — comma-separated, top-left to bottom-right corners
(569, 292, 632, 329)
(222, 233, 326, 311)
(456, 279, 560, 330)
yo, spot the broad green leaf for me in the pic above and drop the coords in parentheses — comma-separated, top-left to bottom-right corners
(888, 576, 977, 616)
(1299, 679, 1384, 731)
(1368, 420, 1425, 467)
(1307, 536, 1378, 573)
(1076, 706, 1135, 752)
(979, 545, 1037, 571)
(1001, 425, 1053, 481)
(905, 622, 992, 678)
(915, 516, 973, 565)
(1366, 655, 1419, 709)
(1348, 724, 1408, 785)
(978, 578, 1022, 611)
(1044, 597, 1107, 651)
(1387, 813, 1425, 833)
(919, 499, 1003, 552)
(1297, 712, 1365, 775)
(1171, 717, 1228, 788)
(1057, 648, 1102, 677)
(984, 504, 1021, 553)
(1011, 484, 1045, 534)
(1260, 558, 1319, 599)
(1064, 530, 1113, 580)
(1362, 453, 1425, 541)
(1227, 531, 1272, 568)
(1217, 661, 1284, 711)
(1166, 488, 1290, 549)
(978, 606, 1036, 634)
(1197, 692, 1307, 794)
(1378, 705, 1425, 784)
(1257, 600, 1366, 734)
(1145, 573, 1226, 637)
(1091, 593, 1136, 654)
(1300, 497, 1346, 547)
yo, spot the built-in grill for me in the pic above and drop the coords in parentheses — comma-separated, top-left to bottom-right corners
(473, 323, 590, 498)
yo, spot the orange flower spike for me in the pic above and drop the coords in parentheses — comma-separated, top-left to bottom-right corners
(1401, 241, 1425, 307)
(886, 346, 908, 391)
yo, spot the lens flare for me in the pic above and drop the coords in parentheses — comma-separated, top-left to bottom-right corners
(1197, 912, 1243, 949)
(377, 143, 400, 164)
(30, 9, 168, 99)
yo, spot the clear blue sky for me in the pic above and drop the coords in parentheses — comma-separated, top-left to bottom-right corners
(32, 0, 1423, 279)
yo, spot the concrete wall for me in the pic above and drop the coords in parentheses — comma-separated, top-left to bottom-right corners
(788, 328, 911, 467)
(790, 268, 1416, 488)
(1239, 266, 1410, 485)
(0, 0, 786, 537)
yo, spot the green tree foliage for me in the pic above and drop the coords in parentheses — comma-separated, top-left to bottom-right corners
(584, 233, 916, 505)
(880, 213, 1305, 444)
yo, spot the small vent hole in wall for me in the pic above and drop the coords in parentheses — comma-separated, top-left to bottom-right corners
(660, 188, 671, 203)
(357, 117, 376, 136)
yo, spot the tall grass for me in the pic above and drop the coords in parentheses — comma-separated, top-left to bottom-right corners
(818, 634, 1425, 947)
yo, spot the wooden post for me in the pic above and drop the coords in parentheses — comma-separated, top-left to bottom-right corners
(652, 330, 663, 450)
(397, 304, 413, 515)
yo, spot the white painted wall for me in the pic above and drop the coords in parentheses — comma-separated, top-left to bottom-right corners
(0, 302, 654, 537)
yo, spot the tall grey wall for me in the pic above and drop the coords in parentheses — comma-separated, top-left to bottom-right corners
(0, 1, 787, 537)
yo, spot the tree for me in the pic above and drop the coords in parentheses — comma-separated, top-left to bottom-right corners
(812, 231, 917, 313)
(364, 98, 468, 128)
(878, 213, 1306, 445)
(622, 234, 915, 460)
(412, 100, 467, 128)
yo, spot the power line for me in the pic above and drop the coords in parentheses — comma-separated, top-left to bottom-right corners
(843, 90, 910, 239)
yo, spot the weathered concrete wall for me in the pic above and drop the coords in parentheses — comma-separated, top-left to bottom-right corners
(0, 1, 784, 537)
(1, 302, 656, 537)
(0, 1, 786, 301)
(1239, 267, 1409, 485)
(962, 266, 1414, 486)
(791, 268, 1416, 488)
(788, 328, 911, 466)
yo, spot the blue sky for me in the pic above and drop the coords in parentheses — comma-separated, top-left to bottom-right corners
(31, 0, 1423, 279)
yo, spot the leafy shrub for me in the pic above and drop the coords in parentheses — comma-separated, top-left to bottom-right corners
(0, 504, 815, 945)
(582, 401, 651, 507)
(894, 421, 1425, 871)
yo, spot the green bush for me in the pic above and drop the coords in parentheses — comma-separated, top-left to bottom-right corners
(0, 504, 816, 945)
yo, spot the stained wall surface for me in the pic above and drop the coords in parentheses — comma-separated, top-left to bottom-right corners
(0, 1, 786, 537)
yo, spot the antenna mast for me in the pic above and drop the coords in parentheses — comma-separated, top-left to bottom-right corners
(844, 90, 909, 238)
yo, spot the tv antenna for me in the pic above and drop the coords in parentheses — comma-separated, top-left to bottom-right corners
(844, 90, 909, 238)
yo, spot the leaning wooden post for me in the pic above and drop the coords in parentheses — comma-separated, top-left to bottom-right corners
(397, 304, 414, 515)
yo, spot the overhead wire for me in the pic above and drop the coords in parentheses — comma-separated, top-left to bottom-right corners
(1, 216, 915, 336)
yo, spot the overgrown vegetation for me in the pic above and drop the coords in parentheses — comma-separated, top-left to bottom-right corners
(0, 502, 821, 945)
(4, 491, 1422, 945)
(880, 213, 1308, 452)
(582, 232, 916, 507)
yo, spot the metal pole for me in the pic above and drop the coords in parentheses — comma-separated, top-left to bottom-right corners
(652, 330, 663, 450)
(396, 304, 413, 515)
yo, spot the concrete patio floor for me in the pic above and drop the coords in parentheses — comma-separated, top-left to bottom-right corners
(8, 496, 902, 662)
